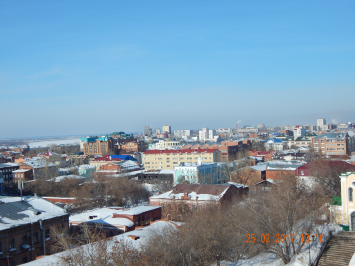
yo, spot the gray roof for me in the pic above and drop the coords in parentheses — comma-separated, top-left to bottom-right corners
(0, 196, 67, 230)
(0, 201, 34, 222)
(22, 159, 56, 169)
(314, 133, 347, 140)
(0, 163, 19, 169)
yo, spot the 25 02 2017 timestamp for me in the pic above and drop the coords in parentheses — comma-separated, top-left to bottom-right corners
(246, 234, 325, 244)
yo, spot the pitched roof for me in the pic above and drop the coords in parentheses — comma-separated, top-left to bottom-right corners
(143, 149, 217, 155)
(297, 160, 355, 171)
(22, 159, 56, 169)
(0, 196, 67, 230)
(150, 184, 231, 201)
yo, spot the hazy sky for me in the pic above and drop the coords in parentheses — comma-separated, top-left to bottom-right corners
(1, 1, 354, 138)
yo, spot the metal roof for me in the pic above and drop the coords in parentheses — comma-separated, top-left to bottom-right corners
(0, 201, 35, 221)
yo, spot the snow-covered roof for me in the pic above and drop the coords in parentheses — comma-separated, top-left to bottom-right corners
(255, 179, 276, 185)
(227, 182, 248, 188)
(70, 206, 160, 228)
(78, 164, 96, 169)
(12, 169, 32, 173)
(22, 159, 56, 169)
(21, 220, 178, 266)
(118, 160, 140, 169)
(141, 169, 174, 174)
(50, 175, 87, 182)
(0, 196, 68, 230)
(150, 184, 231, 201)
(108, 170, 143, 178)
(250, 162, 268, 171)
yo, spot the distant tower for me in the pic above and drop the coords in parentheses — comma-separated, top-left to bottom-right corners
(144, 126, 152, 137)
(236, 123, 238, 130)
(317, 118, 326, 129)
(162, 125, 171, 134)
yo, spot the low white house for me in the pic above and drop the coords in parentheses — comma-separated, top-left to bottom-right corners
(264, 138, 287, 151)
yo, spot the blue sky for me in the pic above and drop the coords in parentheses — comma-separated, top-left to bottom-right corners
(1, 1, 354, 138)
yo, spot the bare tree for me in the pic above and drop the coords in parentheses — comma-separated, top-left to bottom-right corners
(232, 175, 328, 264)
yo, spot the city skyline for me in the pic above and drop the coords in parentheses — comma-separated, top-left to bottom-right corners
(1, 1, 354, 138)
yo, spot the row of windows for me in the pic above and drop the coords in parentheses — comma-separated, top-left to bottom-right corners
(1, 229, 49, 252)
(0, 168, 15, 173)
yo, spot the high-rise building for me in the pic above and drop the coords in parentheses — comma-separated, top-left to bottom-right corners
(293, 126, 306, 139)
(199, 127, 216, 142)
(317, 118, 326, 128)
(81, 136, 117, 156)
(162, 125, 171, 134)
(144, 126, 152, 137)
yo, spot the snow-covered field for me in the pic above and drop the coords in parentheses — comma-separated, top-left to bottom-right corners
(28, 138, 81, 148)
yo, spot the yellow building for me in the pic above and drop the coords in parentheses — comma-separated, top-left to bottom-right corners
(143, 149, 220, 170)
(340, 172, 355, 230)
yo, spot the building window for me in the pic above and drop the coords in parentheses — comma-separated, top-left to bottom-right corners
(349, 187, 353, 202)
(9, 238, 15, 249)
(34, 232, 39, 243)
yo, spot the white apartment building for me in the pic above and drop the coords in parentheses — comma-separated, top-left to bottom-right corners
(293, 126, 306, 139)
(317, 118, 326, 128)
(215, 128, 232, 134)
(174, 130, 193, 139)
(199, 127, 216, 142)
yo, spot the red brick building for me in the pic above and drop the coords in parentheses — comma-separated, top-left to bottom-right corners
(0, 196, 69, 265)
(295, 160, 355, 177)
(248, 150, 275, 162)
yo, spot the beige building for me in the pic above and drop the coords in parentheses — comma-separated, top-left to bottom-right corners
(311, 133, 349, 155)
(143, 149, 220, 170)
(162, 125, 171, 134)
(148, 140, 182, 150)
(81, 136, 117, 156)
(340, 172, 355, 230)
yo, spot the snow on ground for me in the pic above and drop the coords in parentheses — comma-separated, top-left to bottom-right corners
(28, 138, 80, 148)
(349, 252, 355, 266)
(21, 220, 178, 266)
(220, 223, 343, 266)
